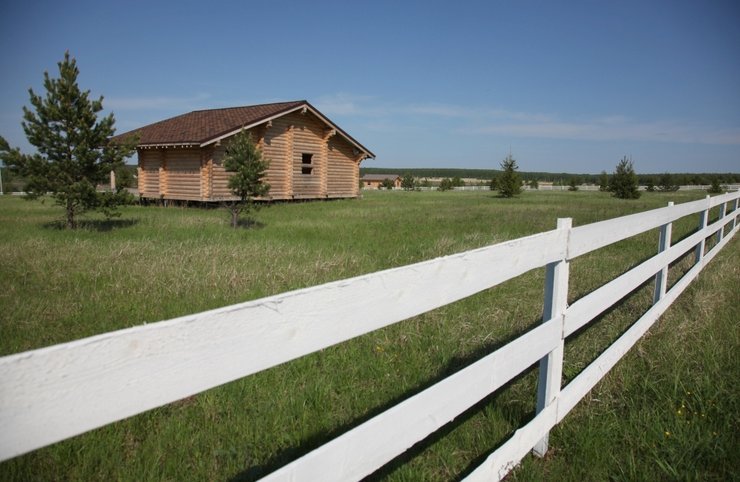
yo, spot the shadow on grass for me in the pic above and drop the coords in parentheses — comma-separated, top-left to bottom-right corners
(227, 318, 544, 482)
(42, 218, 139, 232)
(485, 194, 523, 200)
(227, 279, 670, 482)
(233, 218, 266, 230)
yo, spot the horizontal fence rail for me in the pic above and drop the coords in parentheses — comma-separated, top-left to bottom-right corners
(1, 191, 738, 479)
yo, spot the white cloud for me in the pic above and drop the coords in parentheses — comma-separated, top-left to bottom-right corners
(316, 92, 740, 146)
(316, 95, 480, 119)
(474, 118, 740, 145)
(406, 103, 477, 118)
(314, 93, 377, 116)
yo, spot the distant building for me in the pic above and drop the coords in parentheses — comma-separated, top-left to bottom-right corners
(113, 100, 375, 201)
(361, 174, 402, 190)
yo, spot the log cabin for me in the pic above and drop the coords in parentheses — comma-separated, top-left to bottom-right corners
(113, 100, 375, 201)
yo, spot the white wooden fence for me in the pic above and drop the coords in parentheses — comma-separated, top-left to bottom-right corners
(1, 191, 738, 480)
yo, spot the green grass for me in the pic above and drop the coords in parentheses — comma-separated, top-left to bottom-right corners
(0, 190, 736, 481)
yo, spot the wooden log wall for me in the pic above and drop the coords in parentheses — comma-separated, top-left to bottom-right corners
(138, 151, 161, 197)
(165, 149, 201, 200)
(320, 129, 332, 196)
(287, 111, 324, 199)
(201, 148, 213, 199)
(158, 151, 167, 196)
(210, 147, 231, 200)
(262, 119, 292, 199)
(327, 136, 360, 198)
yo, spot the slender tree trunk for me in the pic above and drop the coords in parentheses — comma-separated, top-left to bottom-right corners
(66, 199, 76, 229)
(231, 206, 239, 228)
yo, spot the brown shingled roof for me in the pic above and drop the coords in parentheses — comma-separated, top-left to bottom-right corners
(113, 100, 304, 145)
(112, 100, 375, 158)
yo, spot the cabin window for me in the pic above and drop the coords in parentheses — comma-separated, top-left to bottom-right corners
(301, 153, 313, 175)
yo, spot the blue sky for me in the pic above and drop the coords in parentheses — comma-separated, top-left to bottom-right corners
(1, 0, 738, 173)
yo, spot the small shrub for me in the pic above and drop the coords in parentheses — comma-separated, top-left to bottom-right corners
(707, 177, 724, 194)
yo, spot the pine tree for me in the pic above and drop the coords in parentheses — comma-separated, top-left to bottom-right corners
(222, 130, 270, 228)
(610, 156, 641, 199)
(498, 154, 521, 198)
(0, 52, 136, 228)
(598, 171, 610, 192)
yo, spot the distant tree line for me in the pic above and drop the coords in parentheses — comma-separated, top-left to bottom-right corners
(360, 167, 740, 186)
(361, 167, 500, 179)
(364, 155, 728, 202)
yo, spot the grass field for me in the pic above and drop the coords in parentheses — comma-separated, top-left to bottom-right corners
(0, 190, 737, 481)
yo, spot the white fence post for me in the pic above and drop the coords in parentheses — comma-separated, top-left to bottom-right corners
(653, 202, 674, 304)
(694, 195, 710, 264)
(533, 217, 571, 457)
(733, 198, 739, 232)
